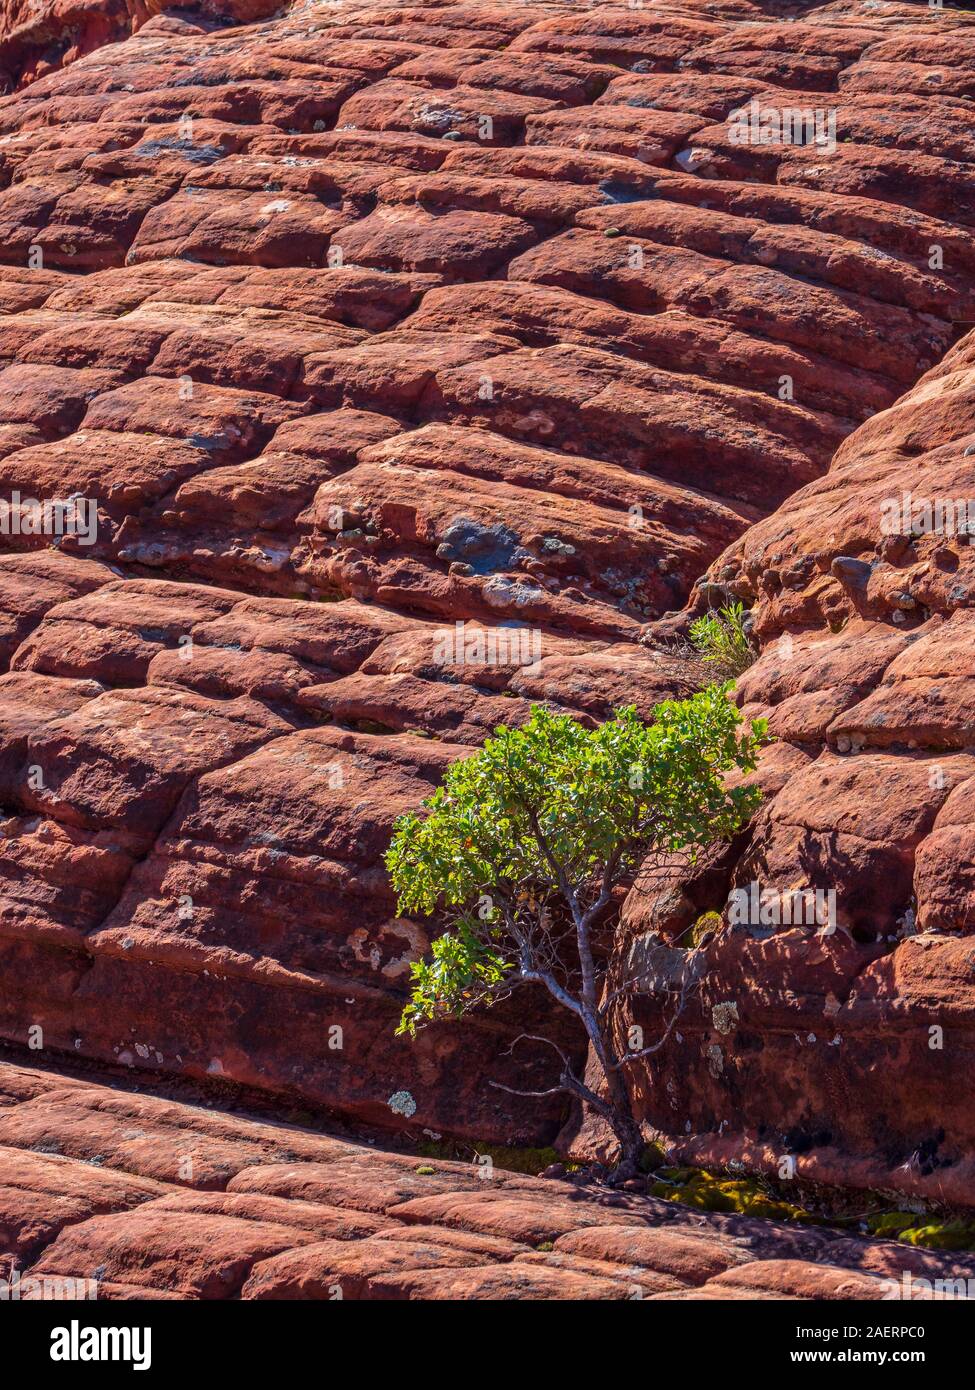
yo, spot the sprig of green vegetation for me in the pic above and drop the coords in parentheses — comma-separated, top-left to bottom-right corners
(385, 691, 770, 1171)
(689, 601, 757, 679)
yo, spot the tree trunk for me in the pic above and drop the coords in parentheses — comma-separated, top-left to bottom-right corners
(580, 1006, 645, 1178)
(603, 1082, 645, 1180)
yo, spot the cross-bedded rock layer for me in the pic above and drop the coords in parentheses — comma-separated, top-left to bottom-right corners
(1, 1056, 972, 1300)
(0, 0, 974, 1204)
(605, 309, 975, 1208)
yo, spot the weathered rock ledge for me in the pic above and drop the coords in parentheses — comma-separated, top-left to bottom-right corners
(2, 1055, 972, 1300)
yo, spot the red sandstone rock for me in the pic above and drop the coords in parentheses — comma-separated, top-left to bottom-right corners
(241, 1232, 494, 1300)
(0, 551, 114, 665)
(0, 0, 973, 1290)
(226, 1156, 487, 1211)
(0, 1057, 969, 1299)
(0, 1143, 166, 1260)
(607, 322, 975, 1205)
(386, 1189, 652, 1244)
(32, 1199, 344, 1299)
(552, 1223, 751, 1283)
(706, 1260, 891, 1300)
(362, 1261, 632, 1299)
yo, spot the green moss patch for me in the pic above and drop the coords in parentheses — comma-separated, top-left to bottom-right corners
(409, 1143, 975, 1250)
(686, 912, 722, 947)
(867, 1214, 975, 1251)
(650, 1167, 820, 1223)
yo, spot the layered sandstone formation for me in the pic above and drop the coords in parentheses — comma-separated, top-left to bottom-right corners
(2, 1055, 973, 1299)
(613, 325, 975, 1206)
(0, 3, 287, 92)
(0, 0, 973, 1217)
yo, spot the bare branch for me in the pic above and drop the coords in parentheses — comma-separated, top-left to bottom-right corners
(490, 1032, 617, 1124)
(579, 849, 622, 931)
(598, 959, 684, 1015)
(488, 1081, 567, 1099)
(556, 1066, 617, 1122)
(502, 1032, 574, 1071)
(520, 965, 585, 1019)
(613, 1033, 677, 1067)
(608, 954, 705, 1068)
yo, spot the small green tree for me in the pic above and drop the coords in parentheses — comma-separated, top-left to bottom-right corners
(689, 601, 757, 679)
(386, 685, 769, 1174)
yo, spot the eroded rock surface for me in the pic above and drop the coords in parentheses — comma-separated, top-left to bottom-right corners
(0, 0, 974, 1231)
(610, 291, 975, 1207)
(2, 1056, 970, 1300)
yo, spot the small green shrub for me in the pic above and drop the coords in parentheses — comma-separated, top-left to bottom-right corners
(689, 601, 756, 679)
(386, 693, 769, 1173)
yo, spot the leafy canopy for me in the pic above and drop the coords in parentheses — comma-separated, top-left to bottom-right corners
(387, 685, 768, 1035)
